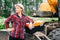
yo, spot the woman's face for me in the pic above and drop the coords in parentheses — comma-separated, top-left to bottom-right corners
(15, 5, 23, 14)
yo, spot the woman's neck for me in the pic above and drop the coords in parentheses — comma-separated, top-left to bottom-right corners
(18, 12, 22, 17)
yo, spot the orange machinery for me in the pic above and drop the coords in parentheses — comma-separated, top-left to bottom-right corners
(26, 21, 45, 27)
(40, 0, 58, 14)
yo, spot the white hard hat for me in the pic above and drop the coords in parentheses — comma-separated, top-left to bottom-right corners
(15, 3, 24, 10)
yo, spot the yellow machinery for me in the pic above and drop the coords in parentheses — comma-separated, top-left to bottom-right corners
(39, 0, 58, 16)
(48, 0, 58, 14)
(26, 21, 45, 27)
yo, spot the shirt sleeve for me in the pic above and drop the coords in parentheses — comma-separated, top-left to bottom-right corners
(4, 14, 13, 29)
(25, 16, 34, 23)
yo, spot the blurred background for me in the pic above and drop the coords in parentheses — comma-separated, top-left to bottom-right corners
(0, 0, 59, 29)
(0, 0, 58, 17)
(0, 0, 42, 18)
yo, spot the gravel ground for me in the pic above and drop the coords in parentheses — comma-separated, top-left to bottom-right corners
(0, 30, 36, 40)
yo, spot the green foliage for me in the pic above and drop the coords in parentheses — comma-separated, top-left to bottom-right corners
(40, 0, 42, 3)
(0, 0, 12, 18)
(0, 0, 42, 17)
(0, 17, 6, 29)
(5, 0, 12, 8)
(2, 10, 11, 18)
(0, 17, 12, 30)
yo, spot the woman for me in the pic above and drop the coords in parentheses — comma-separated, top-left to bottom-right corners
(4, 3, 33, 40)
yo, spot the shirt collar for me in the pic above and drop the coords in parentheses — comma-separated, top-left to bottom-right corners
(15, 13, 25, 18)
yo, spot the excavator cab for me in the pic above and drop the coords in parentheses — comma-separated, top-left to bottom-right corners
(32, 0, 58, 17)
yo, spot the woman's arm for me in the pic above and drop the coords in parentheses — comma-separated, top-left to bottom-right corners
(25, 16, 34, 23)
(4, 14, 13, 29)
(25, 16, 34, 30)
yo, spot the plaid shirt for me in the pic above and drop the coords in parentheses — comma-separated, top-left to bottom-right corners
(4, 14, 33, 39)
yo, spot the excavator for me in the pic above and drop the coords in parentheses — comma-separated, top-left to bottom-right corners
(25, 0, 60, 40)
(32, 0, 58, 17)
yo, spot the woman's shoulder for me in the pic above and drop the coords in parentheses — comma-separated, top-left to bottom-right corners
(22, 14, 27, 17)
(9, 13, 17, 19)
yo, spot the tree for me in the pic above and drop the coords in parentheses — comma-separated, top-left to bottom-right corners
(0, 0, 42, 17)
